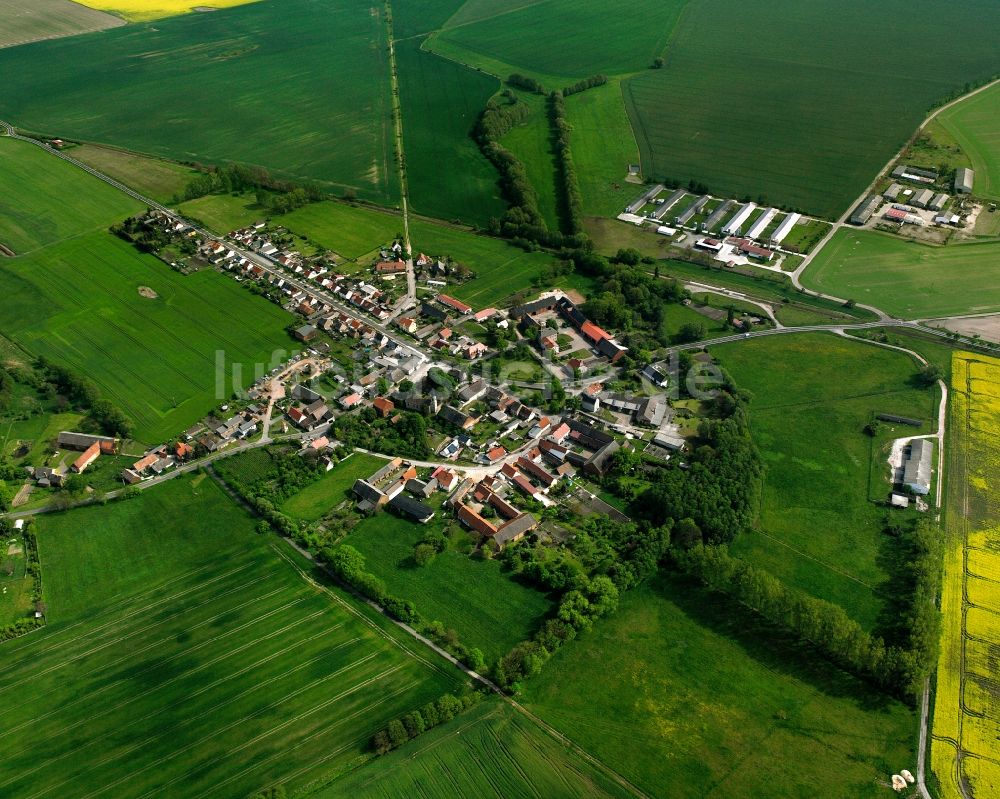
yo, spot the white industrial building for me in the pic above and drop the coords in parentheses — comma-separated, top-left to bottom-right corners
(745, 207, 777, 241)
(723, 202, 756, 236)
(770, 213, 801, 245)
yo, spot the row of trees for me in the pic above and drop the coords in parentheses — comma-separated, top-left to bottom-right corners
(672, 544, 928, 700)
(561, 74, 607, 96)
(35, 358, 133, 437)
(180, 163, 323, 207)
(507, 73, 544, 94)
(372, 692, 483, 754)
(0, 521, 44, 642)
(548, 92, 584, 236)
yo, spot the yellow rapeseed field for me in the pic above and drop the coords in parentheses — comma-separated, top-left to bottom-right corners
(76, 0, 260, 22)
(931, 352, 1000, 798)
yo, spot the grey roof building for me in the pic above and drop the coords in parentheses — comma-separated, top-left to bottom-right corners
(955, 167, 974, 194)
(849, 195, 880, 226)
(911, 188, 934, 209)
(388, 493, 435, 523)
(902, 438, 933, 495)
(883, 183, 903, 200)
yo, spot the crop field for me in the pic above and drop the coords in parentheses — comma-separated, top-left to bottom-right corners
(408, 219, 561, 308)
(0, 0, 397, 203)
(521, 574, 918, 799)
(935, 81, 1000, 202)
(801, 229, 1000, 318)
(625, 0, 1000, 220)
(69, 144, 199, 204)
(342, 511, 552, 663)
(76, 0, 259, 22)
(396, 37, 504, 228)
(931, 352, 1000, 799)
(281, 453, 387, 522)
(714, 333, 940, 630)
(428, 0, 686, 84)
(0, 476, 458, 799)
(0, 138, 142, 254)
(315, 699, 631, 798)
(0, 0, 123, 48)
(0, 231, 296, 443)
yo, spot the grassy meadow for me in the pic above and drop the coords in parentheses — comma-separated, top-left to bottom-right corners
(69, 143, 199, 204)
(625, 0, 1000, 219)
(315, 700, 631, 798)
(396, 37, 504, 228)
(0, 476, 459, 798)
(935, 81, 1000, 202)
(0, 0, 123, 48)
(500, 92, 560, 230)
(342, 510, 553, 663)
(931, 352, 1000, 799)
(0, 0, 397, 202)
(0, 231, 297, 443)
(521, 574, 918, 799)
(0, 138, 142, 254)
(713, 333, 940, 631)
(800, 229, 1000, 318)
(281, 453, 387, 522)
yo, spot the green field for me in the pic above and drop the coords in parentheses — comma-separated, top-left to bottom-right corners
(280, 202, 404, 260)
(342, 511, 553, 663)
(713, 333, 939, 630)
(934, 81, 1000, 202)
(281, 453, 387, 522)
(0, 138, 142, 254)
(316, 699, 631, 798)
(801, 229, 1000, 318)
(0, 0, 397, 202)
(521, 574, 918, 799)
(625, 0, 1000, 219)
(396, 37, 504, 227)
(408, 218, 562, 308)
(0, 476, 459, 798)
(0, 231, 297, 443)
(428, 0, 686, 84)
(500, 93, 560, 230)
(69, 144, 199, 204)
(0, 0, 123, 48)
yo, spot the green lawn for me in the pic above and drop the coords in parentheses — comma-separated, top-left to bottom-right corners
(0, 138, 142, 254)
(712, 333, 939, 630)
(0, 0, 397, 202)
(800, 229, 1000, 318)
(397, 37, 504, 228)
(624, 0, 1000, 219)
(281, 453, 387, 522)
(315, 699, 631, 798)
(69, 143, 199, 204)
(280, 202, 404, 260)
(0, 475, 459, 798)
(177, 193, 265, 234)
(0, 0, 122, 48)
(521, 574, 918, 799)
(0, 231, 297, 443)
(343, 511, 553, 663)
(936, 80, 1000, 202)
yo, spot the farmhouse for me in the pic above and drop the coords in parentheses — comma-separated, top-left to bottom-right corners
(71, 442, 101, 473)
(437, 294, 472, 315)
(728, 238, 776, 262)
(954, 167, 975, 194)
(902, 438, 933, 495)
(375, 259, 406, 275)
(294, 325, 318, 343)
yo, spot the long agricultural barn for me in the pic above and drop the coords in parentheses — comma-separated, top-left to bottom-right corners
(702, 199, 735, 232)
(653, 188, 687, 220)
(883, 183, 903, 200)
(954, 167, 974, 194)
(723, 202, 756, 235)
(911, 188, 934, 208)
(849, 195, 880, 225)
(675, 195, 710, 226)
(745, 207, 777, 240)
(625, 183, 665, 214)
(929, 192, 949, 211)
(770, 212, 801, 245)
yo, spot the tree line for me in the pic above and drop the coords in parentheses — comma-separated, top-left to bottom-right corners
(561, 74, 607, 96)
(179, 162, 323, 216)
(548, 91, 584, 236)
(507, 73, 544, 94)
(35, 358, 133, 438)
(371, 691, 483, 755)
